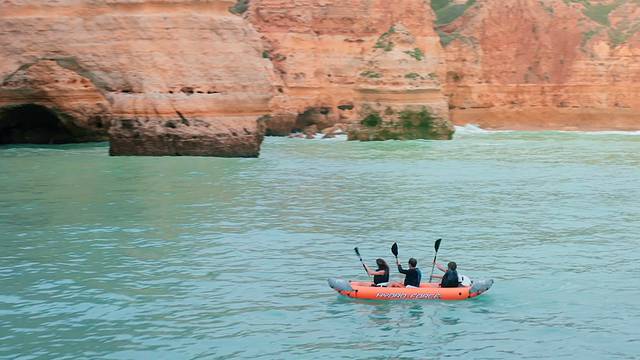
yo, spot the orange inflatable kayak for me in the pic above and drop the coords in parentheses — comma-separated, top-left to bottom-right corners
(328, 278, 493, 300)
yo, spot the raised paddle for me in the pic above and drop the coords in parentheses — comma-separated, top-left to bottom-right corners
(391, 242, 398, 261)
(354, 247, 371, 278)
(428, 238, 442, 283)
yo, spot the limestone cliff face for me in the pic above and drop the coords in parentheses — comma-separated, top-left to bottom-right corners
(440, 0, 640, 130)
(249, 0, 454, 139)
(0, 0, 275, 155)
(2, 0, 640, 156)
(0, 59, 111, 143)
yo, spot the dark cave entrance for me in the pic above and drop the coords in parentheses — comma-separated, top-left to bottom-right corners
(0, 104, 76, 145)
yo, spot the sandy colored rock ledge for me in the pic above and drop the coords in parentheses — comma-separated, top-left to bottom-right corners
(108, 116, 265, 157)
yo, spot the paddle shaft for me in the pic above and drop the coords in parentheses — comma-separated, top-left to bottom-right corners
(358, 256, 369, 275)
(428, 239, 442, 283)
(354, 248, 371, 278)
(428, 253, 438, 283)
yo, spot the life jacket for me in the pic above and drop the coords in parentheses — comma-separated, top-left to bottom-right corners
(440, 270, 460, 288)
(373, 268, 389, 285)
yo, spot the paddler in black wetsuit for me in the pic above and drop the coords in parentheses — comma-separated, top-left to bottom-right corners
(364, 258, 390, 287)
(433, 261, 461, 288)
(390, 257, 421, 288)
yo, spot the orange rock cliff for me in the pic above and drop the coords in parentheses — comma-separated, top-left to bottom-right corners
(0, 0, 276, 156)
(442, 0, 640, 130)
(1, 0, 639, 156)
(249, 0, 454, 140)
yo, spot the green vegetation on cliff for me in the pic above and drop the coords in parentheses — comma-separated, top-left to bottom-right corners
(351, 107, 453, 141)
(229, 0, 250, 14)
(374, 26, 396, 52)
(361, 113, 383, 127)
(436, 30, 471, 47)
(564, 0, 624, 26)
(563, 0, 590, 6)
(583, 1, 623, 26)
(399, 108, 436, 133)
(431, 0, 476, 46)
(581, 28, 601, 48)
(404, 72, 438, 81)
(572, 0, 640, 49)
(431, 0, 477, 26)
(608, 21, 640, 47)
(404, 48, 425, 61)
(360, 70, 382, 78)
(405, 72, 421, 80)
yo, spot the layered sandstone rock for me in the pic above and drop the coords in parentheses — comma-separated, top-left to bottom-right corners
(0, 0, 275, 156)
(249, 0, 454, 140)
(439, 0, 640, 130)
(2, 0, 640, 156)
(0, 59, 110, 143)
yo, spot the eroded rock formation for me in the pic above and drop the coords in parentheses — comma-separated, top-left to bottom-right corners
(249, 0, 454, 140)
(2, 0, 640, 155)
(0, 0, 275, 156)
(0, 59, 110, 144)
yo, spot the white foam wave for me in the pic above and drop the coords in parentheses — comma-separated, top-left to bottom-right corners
(559, 130, 640, 136)
(315, 133, 348, 140)
(454, 124, 512, 134)
(281, 133, 348, 141)
(454, 124, 640, 136)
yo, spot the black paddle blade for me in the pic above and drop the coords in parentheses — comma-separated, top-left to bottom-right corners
(391, 242, 398, 257)
(354, 247, 361, 257)
(434, 238, 442, 252)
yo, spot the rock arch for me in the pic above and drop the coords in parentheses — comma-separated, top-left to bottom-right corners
(0, 59, 111, 145)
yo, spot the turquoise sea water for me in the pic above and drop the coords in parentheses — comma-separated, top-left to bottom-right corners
(1, 127, 640, 359)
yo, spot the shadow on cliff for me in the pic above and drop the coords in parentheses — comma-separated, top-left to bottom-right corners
(0, 104, 89, 145)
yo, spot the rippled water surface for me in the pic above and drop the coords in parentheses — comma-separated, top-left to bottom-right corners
(2, 129, 640, 359)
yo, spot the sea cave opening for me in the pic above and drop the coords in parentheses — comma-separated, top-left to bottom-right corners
(0, 104, 75, 145)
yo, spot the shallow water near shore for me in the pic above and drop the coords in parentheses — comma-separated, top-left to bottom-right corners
(1, 128, 640, 359)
